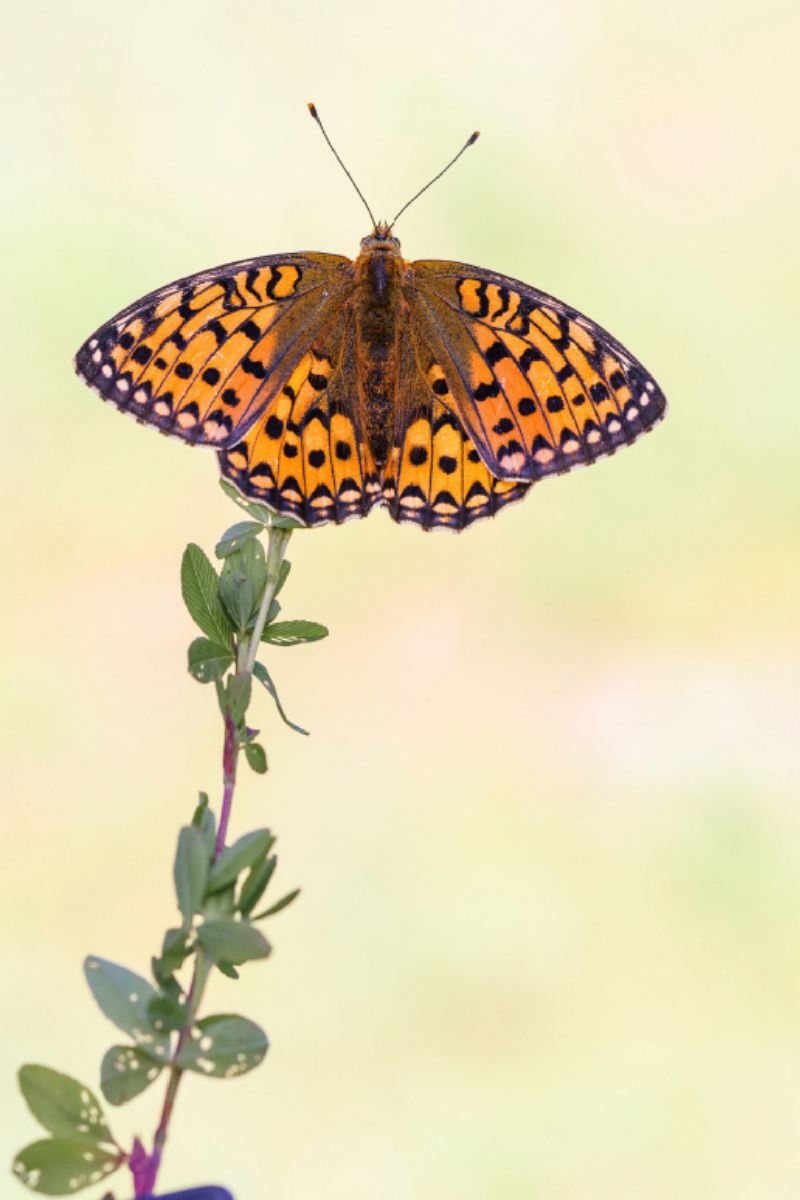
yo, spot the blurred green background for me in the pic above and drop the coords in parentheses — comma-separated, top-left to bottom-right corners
(2, 1, 800, 1197)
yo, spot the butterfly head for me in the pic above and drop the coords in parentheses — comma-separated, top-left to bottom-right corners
(360, 223, 402, 255)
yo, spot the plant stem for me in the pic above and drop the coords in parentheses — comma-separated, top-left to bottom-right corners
(245, 525, 293, 676)
(214, 710, 239, 861)
(146, 948, 210, 1194)
(142, 521, 291, 1195)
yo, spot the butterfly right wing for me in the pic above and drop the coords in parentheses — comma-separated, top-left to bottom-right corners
(406, 259, 667, 484)
(381, 336, 531, 530)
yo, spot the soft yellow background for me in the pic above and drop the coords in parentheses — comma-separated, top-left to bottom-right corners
(2, 1, 800, 1197)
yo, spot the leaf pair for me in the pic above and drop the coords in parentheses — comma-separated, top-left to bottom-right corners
(14, 1067, 122, 1195)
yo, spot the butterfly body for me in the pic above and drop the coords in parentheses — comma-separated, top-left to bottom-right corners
(353, 226, 406, 468)
(75, 225, 667, 532)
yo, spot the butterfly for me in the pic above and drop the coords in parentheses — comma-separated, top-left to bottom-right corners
(74, 113, 666, 532)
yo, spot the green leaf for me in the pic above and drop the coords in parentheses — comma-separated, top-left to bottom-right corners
(18, 1067, 111, 1144)
(148, 993, 187, 1034)
(219, 536, 266, 631)
(215, 960, 240, 980)
(181, 544, 234, 648)
(253, 887, 301, 920)
(83, 959, 170, 1059)
(12, 1139, 120, 1194)
(188, 637, 234, 683)
(202, 885, 236, 919)
(174, 825, 209, 924)
(219, 478, 274, 525)
(261, 619, 329, 646)
(158, 927, 194, 975)
(238, 855, 277, 918)
(215, 521, 266, 558)
(253, 661, 309, 736)
(241, 538, 268, 617)
(197, 919, 271, 965)
(99, 1046, 163, 1107)
(244, 741, 267, 774)
(206, 830, 274, 894)
(271, 513, 303, 530)
(176, 1014, 268, 1078)
(274, 558, 291, 598)
(219, 567, 254, 632)
(193, 793, 216, 857)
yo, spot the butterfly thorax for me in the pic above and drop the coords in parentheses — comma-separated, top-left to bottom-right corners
(354, 230, 406, 467)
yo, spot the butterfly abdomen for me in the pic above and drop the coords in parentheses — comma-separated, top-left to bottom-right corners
(354, 242, 406, 468)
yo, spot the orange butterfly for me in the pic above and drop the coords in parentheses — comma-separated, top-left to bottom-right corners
(74, 109, 666, 532)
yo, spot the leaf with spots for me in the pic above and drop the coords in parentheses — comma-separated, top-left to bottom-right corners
(83, 958, 170, 1058)
(214, 520, 266, 558)
(175, 1014, 268, 1079)
(18, 1067, 112, 1145)
(261, 619, 328, 646)
(13, 1139, 122, 1195)
(244, 740, 268, 774)
(99, 1046, 163, 1107)
(188, 637, 234, 683)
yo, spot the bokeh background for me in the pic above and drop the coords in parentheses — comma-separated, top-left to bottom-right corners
(2, 1, 800, 1197)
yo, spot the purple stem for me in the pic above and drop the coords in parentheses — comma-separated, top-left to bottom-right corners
(130, 1137, 158, 1197)
(138, 711, 240, 1195)
(214, 711, 239, 861)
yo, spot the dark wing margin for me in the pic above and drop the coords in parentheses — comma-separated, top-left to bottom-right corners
(74, 252, 355, 448)
(406, 259, 667, 484)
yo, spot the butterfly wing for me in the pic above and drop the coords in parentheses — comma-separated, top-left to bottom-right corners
(382, 335, 530, 530)
(405, 260, 667, 482)
(219, 311, 383, 528)
(74, 253, 355, 447)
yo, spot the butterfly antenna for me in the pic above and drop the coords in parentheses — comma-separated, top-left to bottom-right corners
(308, 103, 378, 230)
(389, 131, 480, 232)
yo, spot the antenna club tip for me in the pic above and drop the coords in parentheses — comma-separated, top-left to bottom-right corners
(308, 103, 319, 119)
(469, 131, 480, 145)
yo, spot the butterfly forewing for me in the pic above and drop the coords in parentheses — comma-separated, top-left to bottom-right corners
(74, 252, 355, 447)
(408, 261, 667, 484)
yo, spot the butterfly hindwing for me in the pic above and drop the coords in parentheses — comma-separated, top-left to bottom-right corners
(407, 260, 667, 483)
(74, 252, 355, 447)
(219, 318, 382, 528)
(383, 339, 530, 531)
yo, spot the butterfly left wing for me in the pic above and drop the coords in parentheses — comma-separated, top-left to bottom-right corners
(74, 252, 355, 447)
(405, 260, 667, 483)
(219, 312, 383, 528)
